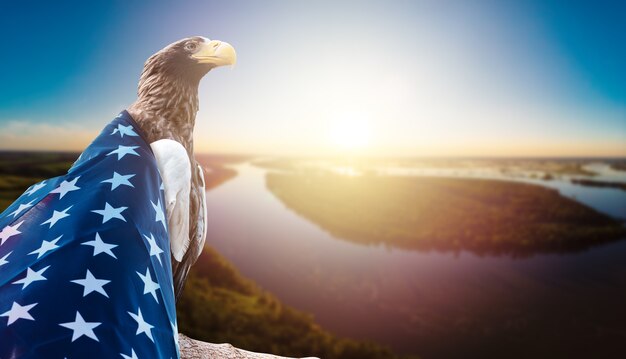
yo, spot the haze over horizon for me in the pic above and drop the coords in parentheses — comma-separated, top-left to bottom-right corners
(0, 0, 624, 157)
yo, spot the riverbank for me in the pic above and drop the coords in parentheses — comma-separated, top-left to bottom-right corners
(196, 154, 251, 190)
(266, 172, 626, 256)
(179, 246, 413, 359)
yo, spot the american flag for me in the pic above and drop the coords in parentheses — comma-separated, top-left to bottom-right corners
(0, 112, 179, 358)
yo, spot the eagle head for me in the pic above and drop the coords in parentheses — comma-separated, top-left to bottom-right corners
(140, 36, 237, 87)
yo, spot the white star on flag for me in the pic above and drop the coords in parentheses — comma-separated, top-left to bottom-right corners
(144, 233, 164, 265)
(111, 124, 139, 138)
(137, 268, 160, 303)
(71, 269, 111, 298)
(28, 235, 61, 259)
(120, 349, 139, 359)
(81, 233, 118, 259)
(107, 145, 140, 160)
(9, 199, 36, 218)
(128, 307, 154, 342)
(13, 265, 50, 289)
(151, 199, 166, 230)
(24, 181, 46, 196)
(1, 302, 37, 326)
(91, 202, 127, 224)
(0, 220, 24, 245)
(101, 171, 135, 190)
(59, 311, 101, 342)
(41, 206, 72, 228)
(50, 177, 80, 199)
(0, 251, 11, 267)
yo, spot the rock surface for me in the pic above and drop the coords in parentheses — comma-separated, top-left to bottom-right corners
(179, 333, 319, 359)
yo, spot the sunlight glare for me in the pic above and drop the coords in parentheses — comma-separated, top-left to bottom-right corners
(330, 112, 371, 150)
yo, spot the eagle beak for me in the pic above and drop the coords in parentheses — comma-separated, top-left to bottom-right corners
(192, 40, 237, 68)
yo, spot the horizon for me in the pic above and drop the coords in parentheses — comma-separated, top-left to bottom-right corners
(1, 148, 624, 161)
(1, 0, 624, 157)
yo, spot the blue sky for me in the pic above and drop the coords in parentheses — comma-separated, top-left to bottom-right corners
(0, 0, 624, 156)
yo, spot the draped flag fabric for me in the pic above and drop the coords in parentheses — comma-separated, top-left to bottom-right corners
(0, 111, 179, 358)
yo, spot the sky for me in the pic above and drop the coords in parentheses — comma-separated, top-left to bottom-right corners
(0, 0, 624, 157)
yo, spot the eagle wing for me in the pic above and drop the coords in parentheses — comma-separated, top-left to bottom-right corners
(150, 139, 191, 257)
(195, 163, 208, 251)
(171, 161, 207, 300)
(150, 139, 207, 300)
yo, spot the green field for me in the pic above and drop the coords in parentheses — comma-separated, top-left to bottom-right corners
(0, 151, 78, 210)
(266, 172, 626, 256)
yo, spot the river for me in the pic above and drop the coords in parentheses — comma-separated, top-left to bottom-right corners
(204, 163, 626, 358)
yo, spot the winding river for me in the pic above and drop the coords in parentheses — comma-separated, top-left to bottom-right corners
(204, 163, 626, 359)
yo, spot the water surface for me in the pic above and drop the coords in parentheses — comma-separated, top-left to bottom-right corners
(205, 164, 626, 358)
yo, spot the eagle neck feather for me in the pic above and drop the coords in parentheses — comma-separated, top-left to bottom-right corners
(128, 69, 199, 157)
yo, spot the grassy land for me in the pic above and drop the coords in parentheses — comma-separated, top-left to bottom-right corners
(0, 151, 78, 210)
(0, 151, 408, 359)
(266, 172, 626, 256)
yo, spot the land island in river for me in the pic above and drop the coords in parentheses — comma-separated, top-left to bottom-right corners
(266, 172, 626, 256)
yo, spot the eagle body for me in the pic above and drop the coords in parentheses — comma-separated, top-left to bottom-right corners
(128, 36, 236, 298)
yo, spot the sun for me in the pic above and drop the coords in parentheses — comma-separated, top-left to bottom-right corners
(329, 112, 371, 150)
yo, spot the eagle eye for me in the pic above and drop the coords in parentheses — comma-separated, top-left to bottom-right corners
(185, 42, 198, 52)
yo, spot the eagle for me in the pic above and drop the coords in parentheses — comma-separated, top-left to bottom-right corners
(127, 36, 236, 299)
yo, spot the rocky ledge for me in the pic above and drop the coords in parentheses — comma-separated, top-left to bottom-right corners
(179, 334, 319, 359)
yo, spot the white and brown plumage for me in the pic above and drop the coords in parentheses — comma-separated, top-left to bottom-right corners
(127, 36, 236, 300)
